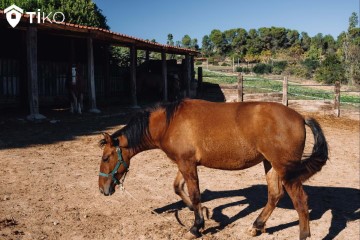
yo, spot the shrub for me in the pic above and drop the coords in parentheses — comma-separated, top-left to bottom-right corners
(284, 63, 310, 79)
(243, 67, 250, 74)
(221, 62, 229, 66)
(253, 63, 272, 74)
(195, 61, 203, 65)
(272, 61, 288, 75)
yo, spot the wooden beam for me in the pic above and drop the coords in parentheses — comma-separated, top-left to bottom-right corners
(87, 37, 100, 113)
(237, 73, 243, 102)
(334, 81, 340, 117)
(145, 50, 150, 61)
(104, 44, 110, 100)
(185, 55, 191, 97)
(26, 26, 45, 121)
(197, 67, 203, 98)
(190, 55, 195, 80)
(282, 76, 288, 106)
(162, 51, 168, 102)
(130, 45, 138, 107)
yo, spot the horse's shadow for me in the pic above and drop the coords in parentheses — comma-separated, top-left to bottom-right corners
(154, 185, 360, 239)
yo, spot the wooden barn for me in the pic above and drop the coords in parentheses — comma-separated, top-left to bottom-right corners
(0, 10, 198, 120)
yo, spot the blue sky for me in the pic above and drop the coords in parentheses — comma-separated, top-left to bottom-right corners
(94, 0, 359, 45)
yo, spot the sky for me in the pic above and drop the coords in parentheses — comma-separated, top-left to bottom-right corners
(94, 0, 359, 45)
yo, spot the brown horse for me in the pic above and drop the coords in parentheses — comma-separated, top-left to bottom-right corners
(98, 99, 328, 240)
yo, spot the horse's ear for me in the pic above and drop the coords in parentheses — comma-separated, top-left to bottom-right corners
(102, 132, 113, 145)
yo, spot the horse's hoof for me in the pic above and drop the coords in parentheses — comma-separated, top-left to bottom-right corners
(246, 226, 265, 237)
(184, 231, 200, 240)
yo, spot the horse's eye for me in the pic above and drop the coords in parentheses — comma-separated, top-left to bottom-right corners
(102, 155, 110, 162)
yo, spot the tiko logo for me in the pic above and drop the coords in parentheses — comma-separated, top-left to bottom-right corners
(4, 4, 23, 28)
(4, 4, 65, 28)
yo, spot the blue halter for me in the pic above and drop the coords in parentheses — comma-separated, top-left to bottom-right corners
(99, 147, 128, 185)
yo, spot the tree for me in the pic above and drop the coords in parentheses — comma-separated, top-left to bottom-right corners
(232, 28, 248, 58)
(322, 35, 336, 54)
(271, 27, 287, 50)
(246, 29, 262, 56)
(342, 12, 360, 85)
(286, 30, 300, 48)
(181, 35, 192, 49)
(315, 54, 345, 84)
(201, 35, 213, 56)
(348, 12, 359, 31)
(209, 29, 225, 55)
(167, 33, 174, 46)
(190, 38, 199, 50)
(300, 32, 311, 51)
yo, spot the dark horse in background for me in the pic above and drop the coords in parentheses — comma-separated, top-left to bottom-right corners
(66, 64, 85, 114)
(98, 99, 328, 240)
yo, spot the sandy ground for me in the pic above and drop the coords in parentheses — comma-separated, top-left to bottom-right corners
(0, 104, 359, 240)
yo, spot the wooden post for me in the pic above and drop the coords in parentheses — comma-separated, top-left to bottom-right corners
(26, 26, 46, 121)
(104, 44, 110, 100)
(161, 51, 168, 102)
(145, 50, 150, 62)
(184, 55, 191, 97)
(190, 55, 195, 81)
(282, 76, 288, 106)
(237, 73, 243, 102)
(87, 37, 100, 113)
(334, 81, 340, 117)
(130, 45, 138, 107)
(197, 67, 203, 97)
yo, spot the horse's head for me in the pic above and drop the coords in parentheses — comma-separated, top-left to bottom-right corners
(98, 133, 130, 196)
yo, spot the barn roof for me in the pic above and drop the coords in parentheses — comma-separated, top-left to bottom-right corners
(0, 10, 199, 55)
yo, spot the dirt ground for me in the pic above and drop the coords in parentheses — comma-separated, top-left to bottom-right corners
(0, 103, 359, 240)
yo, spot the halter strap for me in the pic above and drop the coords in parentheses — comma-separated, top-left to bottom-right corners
(99, 146, 128, 185)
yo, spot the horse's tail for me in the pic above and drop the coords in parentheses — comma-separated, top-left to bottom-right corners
(285, 118, 329, 183)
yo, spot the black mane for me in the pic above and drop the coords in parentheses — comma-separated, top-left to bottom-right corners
(100, 99, 184, 151)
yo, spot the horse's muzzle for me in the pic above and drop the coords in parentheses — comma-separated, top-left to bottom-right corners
(99, 185, 115, 196)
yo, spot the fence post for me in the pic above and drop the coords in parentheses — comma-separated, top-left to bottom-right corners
(197, 67, 203, 97)
(334, 81, 340, 117)
(237, 73, 243, 102)
(282, 76, 288, 106)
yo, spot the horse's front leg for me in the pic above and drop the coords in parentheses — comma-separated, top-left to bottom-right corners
(177, 163, 204, 239)
(174, 170, 193, 210)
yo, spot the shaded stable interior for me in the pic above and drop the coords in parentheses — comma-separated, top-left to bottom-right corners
(0, 11, 198, 118)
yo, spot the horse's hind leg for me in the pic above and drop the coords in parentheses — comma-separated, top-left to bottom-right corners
(283, 180, 310, 240)
(70, 91, 77, 113)
(174, 170, 193, 210)
(177, 163, 204, 239)
(248, 160, 284, 236)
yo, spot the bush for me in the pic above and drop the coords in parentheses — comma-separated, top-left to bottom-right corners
(195, 61, 203, 65)
(236, 66, 243, 72)
(284, 63, 310, 79)
(236, 66, 250, 74)
(272, 61, 288, 75)
(253, 63, 272, 74)
(243, 67, 250, 74)
(221, 62, 229, 66)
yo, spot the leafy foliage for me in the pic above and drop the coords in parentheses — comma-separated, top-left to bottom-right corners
(315, 54, 345, 84)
